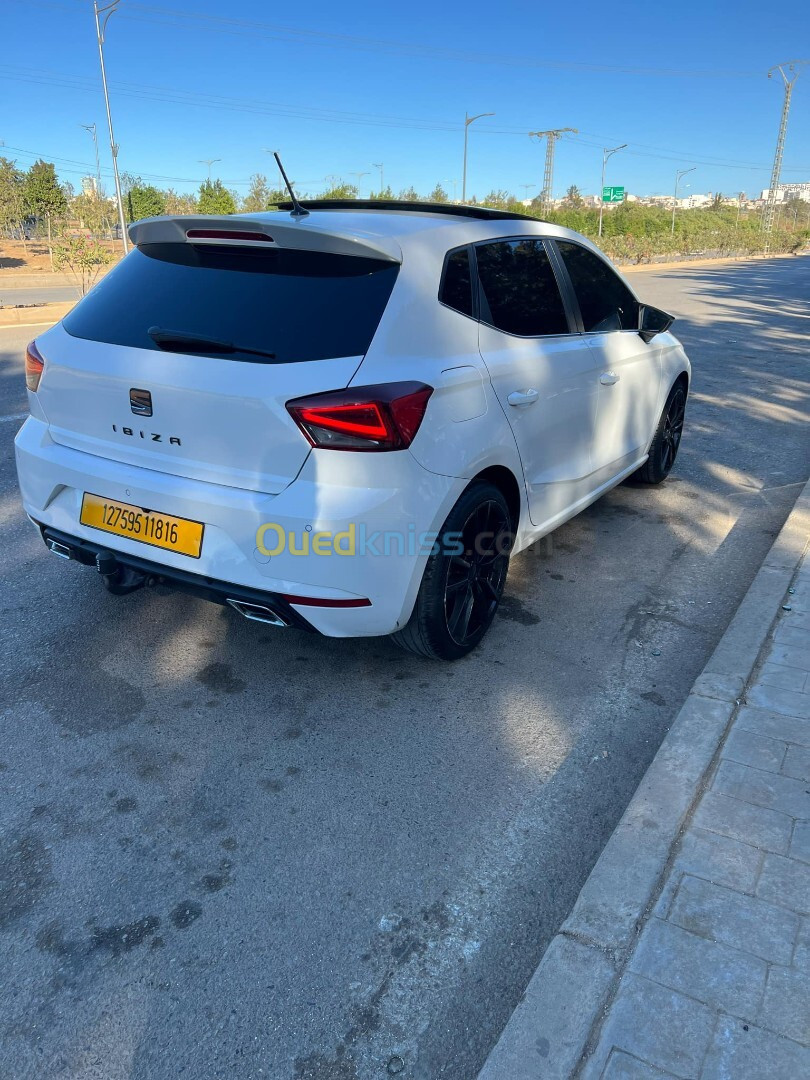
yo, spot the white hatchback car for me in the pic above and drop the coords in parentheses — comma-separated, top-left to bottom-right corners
(16, 201, 690, 659)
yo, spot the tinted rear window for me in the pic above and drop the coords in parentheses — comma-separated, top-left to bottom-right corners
(439, 247, 474, 318)
(63, 243, 400, 364)
(476, 239, 569, 337)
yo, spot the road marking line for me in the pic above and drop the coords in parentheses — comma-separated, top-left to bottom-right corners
(0, 412, 28, 424)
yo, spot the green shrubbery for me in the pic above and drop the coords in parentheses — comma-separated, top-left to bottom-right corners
(475, 196, 808, 262)
(4, 152, 807, 267)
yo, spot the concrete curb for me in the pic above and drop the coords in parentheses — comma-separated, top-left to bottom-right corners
(0, 301, 74, 328)
(621, 252, 804, 274)
(0, 267, 114, 288)
(477, 477, 810, 1080)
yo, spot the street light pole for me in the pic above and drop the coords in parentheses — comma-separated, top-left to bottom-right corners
(598, 143, 627, 238)
(671, 167, 696, 234)
(349, 171, 370, 196)
(462, 111, 494, 204)
(80, 123, 102, 197)
(198, 158, 221, 181)
(93, 0, 127, 254)
(372, 162, 384, 195)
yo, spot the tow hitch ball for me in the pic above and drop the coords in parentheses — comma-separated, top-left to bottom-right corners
(95, 550, 149, 595)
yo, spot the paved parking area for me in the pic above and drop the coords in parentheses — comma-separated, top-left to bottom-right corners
(0, 256, 808, 1079)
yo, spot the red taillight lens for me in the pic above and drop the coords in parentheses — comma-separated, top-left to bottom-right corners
(25, 340, 45, 392)
(287, 382, 433, 451)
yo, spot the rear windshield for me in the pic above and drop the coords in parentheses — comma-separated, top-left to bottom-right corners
(63, 243, 399, 364)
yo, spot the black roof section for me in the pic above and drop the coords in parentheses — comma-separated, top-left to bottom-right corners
(273, 199, 538, 221)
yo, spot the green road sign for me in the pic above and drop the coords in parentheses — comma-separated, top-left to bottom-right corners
(602, 185, 625, 203)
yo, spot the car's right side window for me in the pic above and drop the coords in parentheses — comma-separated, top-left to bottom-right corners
(555, 241, 639, 333)
(475, 239, 570, 337)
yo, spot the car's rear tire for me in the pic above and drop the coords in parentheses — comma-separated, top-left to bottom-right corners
(632, 381, 687, 485)
(391, 481, 512, 661)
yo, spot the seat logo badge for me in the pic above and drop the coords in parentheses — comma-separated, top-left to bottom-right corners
(130, 388, 153, 417)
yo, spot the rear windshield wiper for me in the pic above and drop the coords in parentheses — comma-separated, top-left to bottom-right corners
(148, 326, 276, 360)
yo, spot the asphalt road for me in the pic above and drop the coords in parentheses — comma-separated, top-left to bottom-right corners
(0, 256, 808, 1080)
(0, 285, 80, 308)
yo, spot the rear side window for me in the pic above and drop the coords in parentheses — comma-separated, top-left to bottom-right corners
(556, 241, 638, 332)
(439, 247, 474, 318)
(476, 240, 569, 337)
(63, 243, 400, 364)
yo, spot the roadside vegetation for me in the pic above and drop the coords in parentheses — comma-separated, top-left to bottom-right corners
(1, 156, 808, 271)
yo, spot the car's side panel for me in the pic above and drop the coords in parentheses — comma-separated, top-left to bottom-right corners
(587, 329, 664, 476)
(477, 324, 601, 528)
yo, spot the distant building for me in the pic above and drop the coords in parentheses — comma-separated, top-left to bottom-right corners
(760, 182, 810, 203)
(81, 176, 99, 197)
(679, 193, 712, 209)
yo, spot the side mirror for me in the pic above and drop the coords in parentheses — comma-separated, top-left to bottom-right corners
(638, 304, 674, 344)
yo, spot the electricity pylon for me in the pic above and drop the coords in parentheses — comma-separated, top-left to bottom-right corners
(529, 128, 578, 212)
(763, 60, 807, 242)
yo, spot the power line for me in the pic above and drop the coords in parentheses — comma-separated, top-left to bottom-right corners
(4, 65, 808, 176)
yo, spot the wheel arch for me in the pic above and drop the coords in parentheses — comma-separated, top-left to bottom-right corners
(468, 464, 523, 533)
(673, 369, 690, 394)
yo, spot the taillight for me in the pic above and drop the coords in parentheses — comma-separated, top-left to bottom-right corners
(25, 340, 45, 392)
(286, 382, 433, 451)
(186, 229, 274, 243)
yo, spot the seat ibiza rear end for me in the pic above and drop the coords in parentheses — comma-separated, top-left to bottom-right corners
(15, 204, 690, 659)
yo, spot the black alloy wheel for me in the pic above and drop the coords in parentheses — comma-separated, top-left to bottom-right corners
(444, 499, 511, 649)
(633, 382, 687, 485)
(391, 481, 513, 660)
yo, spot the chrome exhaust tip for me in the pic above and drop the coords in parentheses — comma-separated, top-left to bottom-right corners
(46, 539, 72, 560)
(226, 598, 288, 627)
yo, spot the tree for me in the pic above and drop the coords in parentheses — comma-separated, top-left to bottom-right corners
(126, 183, 166, 223)
(24, 160, 67, 223)
(242, 173, 271, 213)
(398, 186, 420, 202)
(0, 157, 28, 246)
(319, 182, 358, 200)
(70, 191, 115, 238)
(428, 184, 449, 203)
(563, 184, 583, 208)
(198, 178, 236, 215)
(164, 189, 198, 215)
(368, 185, 395, 201)
(53, 233, 115, 296)
(265, 188, 289, 209)
(24, 159, 68, 268)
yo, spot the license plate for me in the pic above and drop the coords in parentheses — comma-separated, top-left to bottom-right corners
(80, 493, 204, 559)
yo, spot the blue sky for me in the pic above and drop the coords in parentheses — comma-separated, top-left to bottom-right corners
(3, 0, 809, 202)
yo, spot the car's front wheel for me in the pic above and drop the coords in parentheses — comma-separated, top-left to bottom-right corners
(632, 381, 687, 485)
(391, 481, 512, 661)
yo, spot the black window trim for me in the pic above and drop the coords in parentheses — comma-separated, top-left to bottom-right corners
(438, 243, 478, 321)
(546, 238, 642, 337)
(471, 235, 580, 341)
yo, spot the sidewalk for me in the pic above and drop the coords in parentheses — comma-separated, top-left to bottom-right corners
(479, 480, 810, 1080)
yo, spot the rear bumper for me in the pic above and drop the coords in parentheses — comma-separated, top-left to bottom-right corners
(35, 522, 317, 632)
(15, 416, 464, 637)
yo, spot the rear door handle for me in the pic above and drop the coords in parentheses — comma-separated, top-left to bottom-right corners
(600, 371, 620, 386)
(507, 389, 538, 407)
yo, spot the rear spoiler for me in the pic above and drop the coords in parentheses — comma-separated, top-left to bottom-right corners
(128, 214, 402, 264)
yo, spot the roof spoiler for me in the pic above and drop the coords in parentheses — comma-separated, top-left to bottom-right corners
(128, 214, 402, 263)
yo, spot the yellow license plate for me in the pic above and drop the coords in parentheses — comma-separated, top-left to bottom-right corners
(80, 493, 204, 559)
